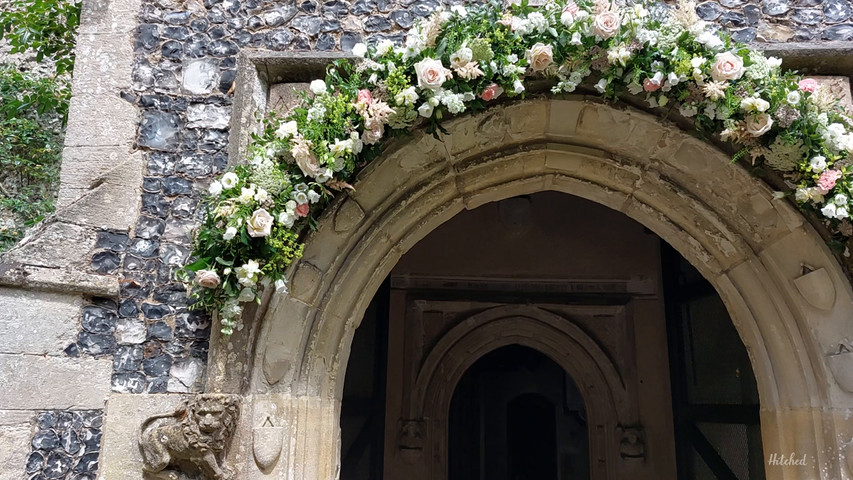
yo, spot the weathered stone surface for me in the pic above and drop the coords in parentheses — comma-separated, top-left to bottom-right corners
(0, 355, 111, 409)
(0, 411, 32, 480)
(0, 289, 81, 355)
(186, 104, 231, 129)
(182, 59, 220, 94)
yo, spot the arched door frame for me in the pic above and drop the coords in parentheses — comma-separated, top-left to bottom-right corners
(209, 97, 853, 480)
(412, 304, 629, 480)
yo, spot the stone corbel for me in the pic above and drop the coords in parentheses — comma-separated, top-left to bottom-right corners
(793, 264, 836, 311)
(618, 425, 646, 461)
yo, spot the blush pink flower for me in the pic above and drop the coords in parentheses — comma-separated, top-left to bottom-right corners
(480, 83, 504, 101)
(295, 203, 310, 217)
(356, 89, 373, 105)
(643, 78, 661, 92)
(799, 78, 818, 93)
(563, 0, 579, 14)
(817, 169, 842, 192)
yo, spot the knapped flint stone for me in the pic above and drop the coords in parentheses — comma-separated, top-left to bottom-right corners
(120, 276, 153, 300)
(263, 5, 298, 26)
(208, 39, 239, 56)
(160, 243, 191, 266)
(168, 357, 205, 392)
(340, 31, 363, 52)
(65, 343, 80, 357)
(147, 376, 169, 393)
(26, 451, 44, 473)
(227, 17, 245, 29)
(185, 35, 209, 58)
(91, 251, 121, 274)
(77, 332, 117, 355)
(147, 153, 176, 176)
(61, 429, 82, 455)
(129, 237, 159, 258)
(37, 412, 57, 430)
(175, 311, 211, 339)
(292, 35, 311, 50)
(320, 19, 341, 32)
(209, 25, 228, 40)
(171, 197, 198, 218)
(163, 217, 193, 243)
(316, 33, 336, 50)
(213, 152, 228, 173)
(247, 15, 265, 30)
(182, 59, 219, 95)
(43, 451, 72, 479)
(162, 176, 194, 196)
(267, 29, 295, 50)
(364, 15, 392, 31)
(825, 0, 852, 21)
(118, 300, 139, 318)
(69, 474, 96, 480)
(301, 0, 318, 12)
(187, 104, 231, 129)
(219, 69, 237, 93)
(823, 23, 853, 38)
(80, 428, 102, 453)
(207, 5, 227, 22)
(73, 452, 99, 474)
(718, 10, 747, 27)
(113, 345, 144, 372)
(32, 430, 61, 450)
(161, 40, 184, 60)
(79, 411, 103, 429)
(143, 355, 173, 377)
(136, 216, 166, 241)
(153, 284, 187, 304)
(82, 306, 117, 334)
(142, 193, 170, 218)
(92, 297, 118, 311)
(142, 177, 161, 193)
(163, 26, 190, 41)
(116, 318, 147, 344)
(763, 0, 792, 15)
(138, 111, 182, 152)
(793, 7, 824, 23)
(324, 0, 348, 15)
(54, 411, 81, 431)
(412, 0, 439, 16)
(391, 10, 413, 28)
(199, 129, 229, 151)
(190, 18, 210, 32)
(134, 24, 160, 52)
(142, 303, 172, 319)
(95, 231, 129, 252)
(123, 254, 157, 272)
(148, 321, 173, 341)
(139, 93, 173, 109)
(164, 339, 188, 357)
(177, 153, 213, 177)
(190, 340, 210, 358)
(233, 30, 254, 46)
(165, 11, 191, 24)
(112, 372, 146, 394)
(743, 4, 761, 24)
(291, 15, 323, 36)
(695, 1, 722, 20)
(377, 0, 395, 11)
(245, 0, 262, 10)
(351, 0, 376, 15)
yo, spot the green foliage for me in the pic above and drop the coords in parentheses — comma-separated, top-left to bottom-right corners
(0, 0, 82, 77)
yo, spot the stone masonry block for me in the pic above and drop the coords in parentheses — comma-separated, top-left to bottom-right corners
(71, 33, 134, 96)
(0, 288, 81, 355)
(0, 354, 111, 410)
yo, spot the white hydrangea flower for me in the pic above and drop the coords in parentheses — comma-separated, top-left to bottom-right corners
(208, 180, 223, 196)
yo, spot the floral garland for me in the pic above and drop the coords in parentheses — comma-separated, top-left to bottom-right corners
(181, 0, 853, 335)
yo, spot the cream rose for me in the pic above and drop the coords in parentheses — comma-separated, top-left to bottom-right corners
(592, 10, 620, 39)
(414, 57, 452, 90)
(247, 208, 274, 237)
(525, 43, 554, 73)
(710, 52, 744, 82)
(195, 270, 220, 289)
(745, 113, 773, 137)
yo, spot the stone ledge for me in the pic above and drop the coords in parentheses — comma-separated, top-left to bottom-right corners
(0, 263, 119, 298)
(0, 354, 112, 410)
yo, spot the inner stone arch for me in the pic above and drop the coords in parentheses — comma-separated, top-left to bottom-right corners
(227, 97, 853, 480)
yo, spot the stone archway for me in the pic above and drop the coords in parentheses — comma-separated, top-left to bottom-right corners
(412, 305, 629, 480)
(210, 96, 853, 480)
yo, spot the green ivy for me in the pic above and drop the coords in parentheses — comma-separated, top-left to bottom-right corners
(0, 0, 82, 77)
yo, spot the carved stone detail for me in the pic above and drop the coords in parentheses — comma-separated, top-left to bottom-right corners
(139, 394, 241, 480)
(618, 426, 646, 461)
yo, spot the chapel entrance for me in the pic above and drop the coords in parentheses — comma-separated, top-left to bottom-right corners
(338, 191, 764, 480)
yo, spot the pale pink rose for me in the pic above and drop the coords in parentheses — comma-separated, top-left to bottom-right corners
(480, 83, 504, 101)
(745, 113, 773, 137)
(818, 169, 842, 192)
(247, 208, 274, 237)
(564, 1, 579, 15)
(592, 10, 620, 39)
(357, 89, 373, 105)
(291, 136, 320, 177)
(525, 43, 554, 73)
(195, 270, 220, 288)
(799, 78, 818, 93)
(362, 125, 384, 145)
(295, 203, 310, 217)
(643, 78, 661, 92)
(414, 57, 452, 90)
(710, 52, 744, 82)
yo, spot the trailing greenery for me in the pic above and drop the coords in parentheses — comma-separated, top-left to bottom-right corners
(0, 0, 80, 251)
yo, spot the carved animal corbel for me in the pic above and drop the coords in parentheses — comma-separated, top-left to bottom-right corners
(618, 425, 646, 461)
(139, 394, 241, 480)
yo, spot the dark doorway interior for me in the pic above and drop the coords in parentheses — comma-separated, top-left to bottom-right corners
(448, 345, 589, 480)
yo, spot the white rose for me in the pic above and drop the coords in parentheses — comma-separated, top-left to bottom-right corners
(223, 226, 238, 241)
(414, 57, 452, 90)
(351, 42, 367, 57)
(221, 172, 239, 190)
(592, 10, 621, 39)
(745, 113, 773, 137)
(309, 79, 327, 95)
(195, 269, 221, 288)
(525, 43, 554, 73)
(710, 52, 744, 82)
(275, 120, 298, 139)
(810, 156, 827, 172)
(247, 208, 274, 237)
(450, 47, 473, 69)
(208, 180, 223, 196)
(795, 188, 810, 202)
(418, 102, 434, 117)
(376, 40, 394, 56)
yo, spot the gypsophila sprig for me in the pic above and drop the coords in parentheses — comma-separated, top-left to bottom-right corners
(184, 0, 853, 335)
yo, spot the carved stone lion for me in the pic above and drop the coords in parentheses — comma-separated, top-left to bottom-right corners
(139, 394, 241, 480)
